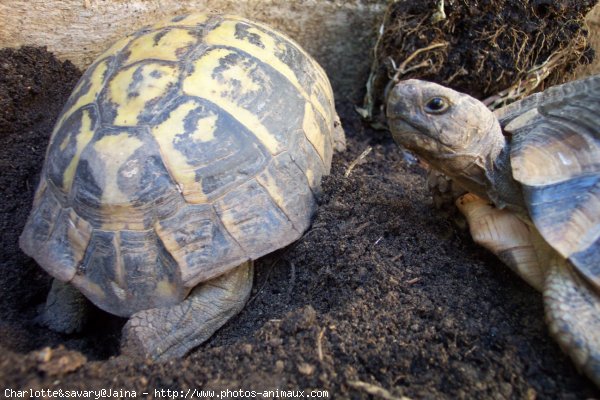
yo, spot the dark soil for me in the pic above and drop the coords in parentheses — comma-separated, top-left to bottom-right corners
(364, 0, 597, 123)
(1, 47, 599, 399)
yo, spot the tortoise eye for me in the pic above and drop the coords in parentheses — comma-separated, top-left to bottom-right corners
(424, 97, 450, 114)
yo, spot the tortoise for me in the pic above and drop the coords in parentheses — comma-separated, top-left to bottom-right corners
(386, 76, 600, 386)
(19, 13, 345, 360)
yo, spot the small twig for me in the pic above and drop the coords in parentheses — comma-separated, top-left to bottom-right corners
(391, 42, 449, 82)
(465, 345, 478, 357)
(285, 261, 296, 302)
(406, 277, 421, 285)
(317, 328, 326, 361)
(347, 380, 413, 400)
(382, 42, 449, 102)
(401, 59, 433, 75)
(359, 3, 398, 120)
(390, 254, 403, 263)
(352, 221, 372, 235)
(344, 146, 373, 178)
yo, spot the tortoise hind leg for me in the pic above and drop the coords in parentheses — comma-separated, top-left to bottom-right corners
(37, 279, 90, 333)
(545, 258, 600, 387)
(121, 261, 253, 361)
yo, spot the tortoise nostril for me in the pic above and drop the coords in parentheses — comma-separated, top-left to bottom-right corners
(386, 101, 406, 119)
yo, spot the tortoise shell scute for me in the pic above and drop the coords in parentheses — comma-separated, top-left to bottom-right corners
(19, 13, 343, 317)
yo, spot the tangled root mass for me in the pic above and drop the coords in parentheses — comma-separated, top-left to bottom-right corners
(364, 0, 596, 121)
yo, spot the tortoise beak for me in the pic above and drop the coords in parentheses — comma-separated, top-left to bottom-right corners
(388, 117, 421, 142)
(388, 114, 449, 159)
(388, 115, 429, 155)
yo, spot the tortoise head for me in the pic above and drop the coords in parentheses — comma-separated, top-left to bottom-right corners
(386, 79, 504, 171)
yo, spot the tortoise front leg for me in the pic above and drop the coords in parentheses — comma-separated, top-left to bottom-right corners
(121, 261, 253, 361)
(455, 193, 545, 291)
(37, 279, 89, 333)
(427, 169, 467, 230)
(427, 167, 466, 211)
(35, 279, 90, 333)
(457, 193, 600, 386)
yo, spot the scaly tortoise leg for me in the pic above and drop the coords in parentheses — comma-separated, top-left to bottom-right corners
(455, 193, 545, 291)
(457, 193, 600, 385)
(121, 261, 253, 361)
(545, 258, 600, 387)
(427, 169, 465, 212)
(426, 169, 468, 230)
(38, 279, 90, 334)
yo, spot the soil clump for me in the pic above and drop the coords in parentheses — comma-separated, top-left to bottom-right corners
(363, 0, 597, 123)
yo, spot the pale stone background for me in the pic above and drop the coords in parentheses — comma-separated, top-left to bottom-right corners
(0, 0, 387, 101)
(0, 1, 598, 101)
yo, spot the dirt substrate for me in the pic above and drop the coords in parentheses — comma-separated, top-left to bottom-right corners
(1, 47, 599, 399)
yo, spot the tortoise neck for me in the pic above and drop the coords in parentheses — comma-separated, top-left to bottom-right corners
(442, 122, 526, 213)
(485, 141, 527, 212)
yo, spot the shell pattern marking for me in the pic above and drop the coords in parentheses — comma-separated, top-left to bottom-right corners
(19, 14, 339, 317)
(503, 77, 600, 289)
